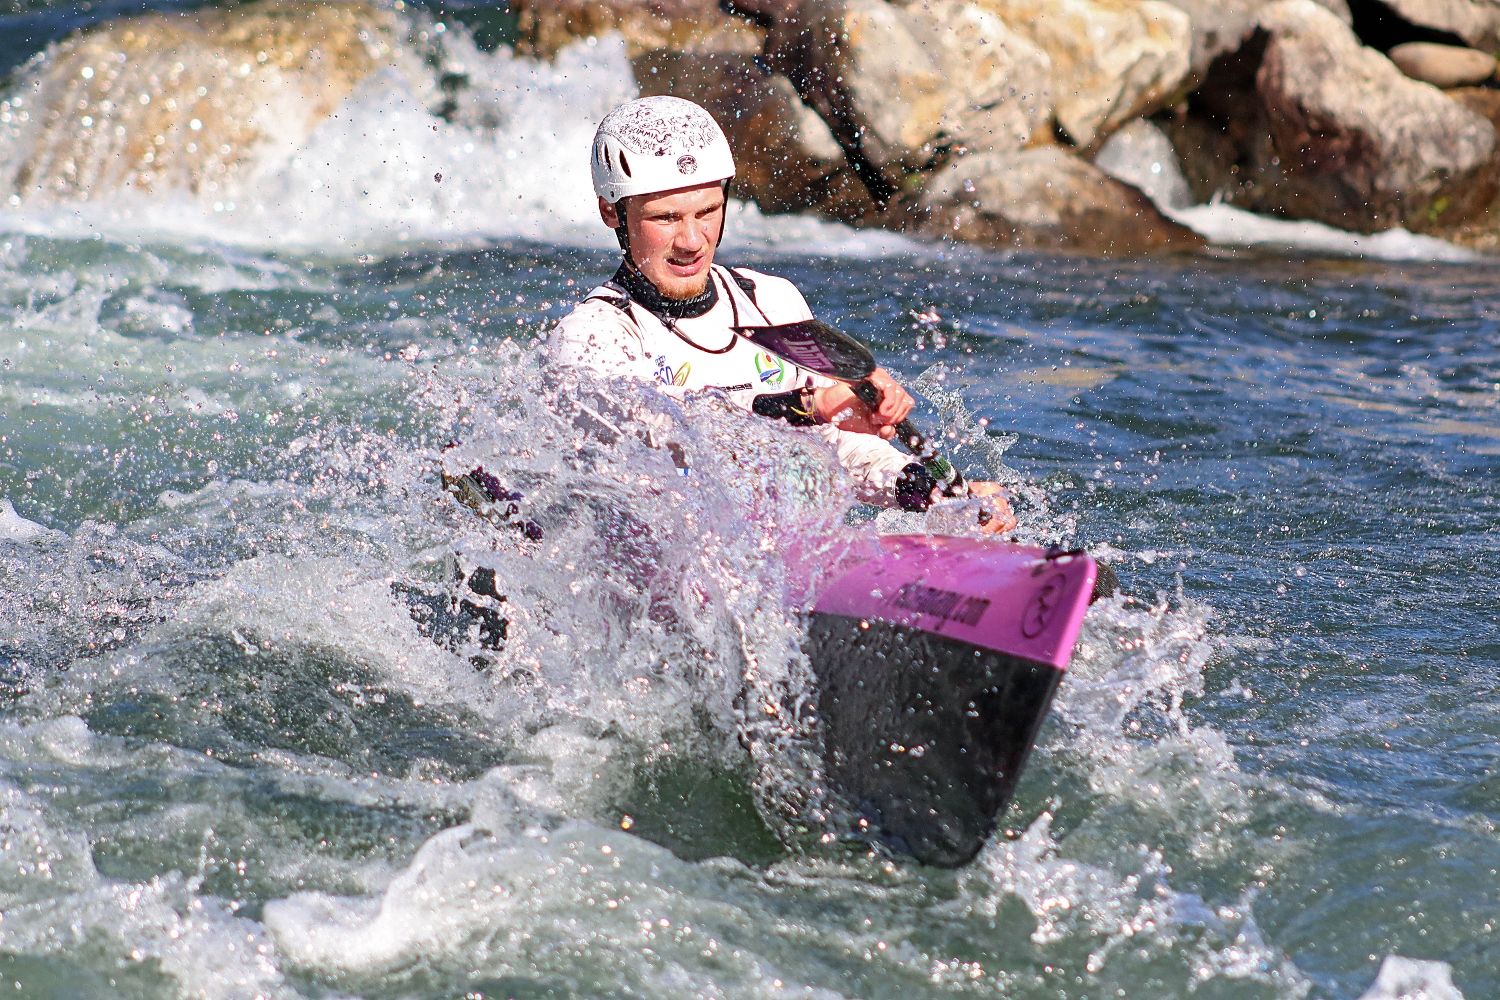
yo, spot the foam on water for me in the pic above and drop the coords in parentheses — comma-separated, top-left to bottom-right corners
(1172, 203, 1483, 264)
(0, 720, 292, 999)
(1359, 957, 1465, 1000)
(0, 25, 915, 260)
(1093, 120, 1483, 264)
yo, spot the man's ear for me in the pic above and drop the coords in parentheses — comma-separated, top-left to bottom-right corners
(598, 197, 621, 229)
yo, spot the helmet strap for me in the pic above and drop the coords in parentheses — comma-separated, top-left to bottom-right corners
(612, 200, 632, 256)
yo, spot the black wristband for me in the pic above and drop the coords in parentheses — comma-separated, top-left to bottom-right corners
(752, 388, 819, 427)
(895, 462, 939, 512)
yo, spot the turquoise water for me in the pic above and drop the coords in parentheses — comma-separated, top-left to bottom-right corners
(3, 6, 1499, 999)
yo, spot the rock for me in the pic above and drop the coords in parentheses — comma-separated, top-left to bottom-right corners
(1093, 119, 1194, 210)
(838, 0, 955, 159)
(630, 49, 881, 221)
(1254, 0, 1497, 231)
(511, 0, 763, 60)
(1422, 87, 1500, 249)
(1448, 84, 1500, 126)
(1367, 0, 1500, 52)
(964, 0, 1194, 148)
(917, 147, 1204, 253)
(726, 0, 935, 207)
(1388, 40, 1498, 87)
(897, 0, 1054, 156)
(3, 1, 414, 202)
(1151, 0, 1350, 81)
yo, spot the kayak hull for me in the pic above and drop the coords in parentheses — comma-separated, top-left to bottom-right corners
(802, 536, 1095, 866)
(808, 614, 1065, 867)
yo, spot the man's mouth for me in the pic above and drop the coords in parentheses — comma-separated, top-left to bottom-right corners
(666, 254, 705, 276)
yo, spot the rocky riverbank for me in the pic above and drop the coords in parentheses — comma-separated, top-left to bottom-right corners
(5, 0, 1499, 256)
(517, 0, 1500, 254)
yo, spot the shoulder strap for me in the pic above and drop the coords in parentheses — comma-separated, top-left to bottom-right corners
(585, 282, 634, 314)
(727, 267, 759, 305)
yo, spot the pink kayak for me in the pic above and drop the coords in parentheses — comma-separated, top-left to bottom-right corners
(432, 469, 1099, 867)
(801, 536, 1096, 866)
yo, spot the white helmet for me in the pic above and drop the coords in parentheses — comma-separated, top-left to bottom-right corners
(591, 96, 736, 204)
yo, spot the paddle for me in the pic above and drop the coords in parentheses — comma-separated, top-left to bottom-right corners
(734, 319, 968, 497)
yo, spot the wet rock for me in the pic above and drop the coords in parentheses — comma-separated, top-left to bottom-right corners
(630, 49, 882, 221)
(511, 0, 763, 60)
(963, 0, 1193, 149)
(899, 0, 1054, 156)
(3, 1, 416, 202)
(1152, 0, 1350, 81)
(1366, 0, 1500, 51)
(916, 147, 1204, 253)
(1388, 40, 1498, 87)
(1422, 87, 1500, 250)
(727, 0, 931, 207)
(1254, 0, 1497, 231)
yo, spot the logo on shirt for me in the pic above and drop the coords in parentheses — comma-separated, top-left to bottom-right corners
(753, 351, 786, 386)
(655, 355, 691, 386)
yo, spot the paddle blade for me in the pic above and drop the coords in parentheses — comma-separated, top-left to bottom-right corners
(735, 319, 877, 383)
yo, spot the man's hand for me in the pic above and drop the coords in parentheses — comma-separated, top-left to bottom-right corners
(966, 481, 1017, 534)
(811, 368, 914, 439)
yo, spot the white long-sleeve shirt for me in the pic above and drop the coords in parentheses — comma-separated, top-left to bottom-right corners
(546, 263, 917, 503)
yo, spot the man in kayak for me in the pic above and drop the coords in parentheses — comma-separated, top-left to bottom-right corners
(547, 95, 1015, 531)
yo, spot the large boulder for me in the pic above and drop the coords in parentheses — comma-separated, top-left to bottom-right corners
(511, 0, 763, 59)
(1254, 0, 1497, 231)
(964, 0, 1193, 149)
(898, 0, 1054, 156)
(836, 0, 954, 161)
(726, 0, 954, 207)
(1151, 0, 1350, 81)
(917, 147, 1204, 253)
(3, 1, 413, 202)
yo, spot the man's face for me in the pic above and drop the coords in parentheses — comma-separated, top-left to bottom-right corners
(600, 181, 726, 300)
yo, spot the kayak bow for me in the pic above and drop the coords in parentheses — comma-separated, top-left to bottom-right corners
(803, 535, 1095, 866)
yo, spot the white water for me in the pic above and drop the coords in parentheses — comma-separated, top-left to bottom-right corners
(0, 31, 916, 261)
(2, 11, 1485, 998)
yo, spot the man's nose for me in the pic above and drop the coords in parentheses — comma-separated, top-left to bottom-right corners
(676, 218, 709, 250)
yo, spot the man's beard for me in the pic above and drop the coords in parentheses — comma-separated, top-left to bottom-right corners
(663, 272, 711, 300)
(612, 260, 719, 320)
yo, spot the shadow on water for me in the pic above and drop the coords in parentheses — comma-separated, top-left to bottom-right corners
(612, 752, 786, 867)
(82, 630, 509, 780)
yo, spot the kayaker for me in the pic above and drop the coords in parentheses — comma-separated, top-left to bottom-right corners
(547, 95, 1015, 532)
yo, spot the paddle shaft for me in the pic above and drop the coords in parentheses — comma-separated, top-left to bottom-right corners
(851, 380, 968, 497)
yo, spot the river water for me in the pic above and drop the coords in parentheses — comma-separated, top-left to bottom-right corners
(2, 6, 1498, 999)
